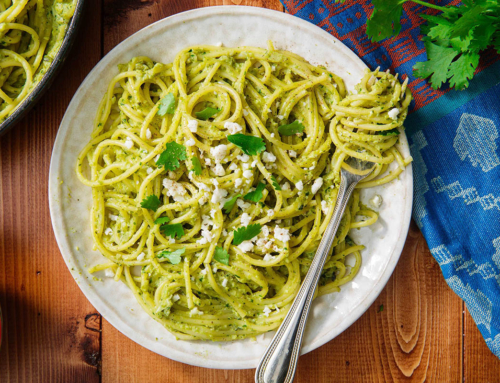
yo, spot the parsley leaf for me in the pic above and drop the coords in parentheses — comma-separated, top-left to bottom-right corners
(160, 224, 184, 239)
(154, 217, 171, 225)
(195, 107, 220, 120)
(214, 246, 229, 265)
(141, 195, 161, 211)
(158, 93, 176, 116)
(378, 128, 399, 136)
(278, 120, 305, 136)
(227, 134, 266, 156)
(243, 182, 266, 202)
(156, 142, 187, 171)
(233, 224, 261, 246)
(158, 248, 185, 264)
(191, 157, 202, 176)
(223, 194, 241, 214)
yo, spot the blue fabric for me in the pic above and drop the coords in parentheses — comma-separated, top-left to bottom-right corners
(281, 0, 500, 357)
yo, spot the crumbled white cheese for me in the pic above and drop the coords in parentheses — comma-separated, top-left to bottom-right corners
(190, 307, 204, 316)
(210, 209, 216, 219)
(262, 225, 269, 237)
(213, 265, 218, 273)
(211, 144, 228, 162)
(137, 252, 145, 261)
(222, 229, 228, 236)
(214, 41, 223, 47)
(370, 194, 383, 208)
(251, 160, 258, 168)
(237, 199, 251, 210)
(211, 187, 228, 204)
(321, 200, 329, 215)
(213, 163, 225, 176)
(267, 209, 274, 217)
(104, 268, 115, 278)
(200, 268, 207, 275)
(235, 178, 243, 188)
(147, 167, 153, 174)
(388, 108, 400, 120)
(263, 306, 272, 317)
(187, 119, 198, 133)
(224, 121, 243, 134)
(229, 163, 238, 171)
(278, 115, 284, 120)
(109, 214, 118, 221)
(186, 138, 196, 147)
(282, 182, 290, 191)
(104, 228, 113, 236)
(163, 178, 187, 202)
(262, 151, 276, 163)
(243, 170, 253, 179)
(288, 150, 297, 158)
(197, 237, 208, 245)
(205, 158, 212, 166)
(274, 226, 290, 242)
(242, 109, 249, 116)
(196, 182, 210, 192)
(172, 294, 180, 302)
(155, 154, 160, 162)
(124, 137, 134, 149)
(168, 171, 176, 180)
(311, 177, 323, 194)
(212, 179, 219, 186)
(271, 65, 276, 72)
(263, 254, 275, 262)
(238, 240, 254, 253)
(236, 154, 250, 163)
(295, 181, 304, 191)
(146, 128, 152, 139)
(241, 213, 251, 227)
(221, 278, 228, 287)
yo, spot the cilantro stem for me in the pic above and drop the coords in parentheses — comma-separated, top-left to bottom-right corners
(410, 0, 448, 13)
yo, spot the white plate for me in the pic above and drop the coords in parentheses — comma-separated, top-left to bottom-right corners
(48, 6, 413, 369)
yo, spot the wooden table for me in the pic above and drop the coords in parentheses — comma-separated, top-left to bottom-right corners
(1, 1, 500, 381)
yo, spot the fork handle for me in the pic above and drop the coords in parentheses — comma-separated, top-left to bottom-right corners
(255, 171, 359, 383)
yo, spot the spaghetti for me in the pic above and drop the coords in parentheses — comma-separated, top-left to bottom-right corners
(77, 42, 412, 341)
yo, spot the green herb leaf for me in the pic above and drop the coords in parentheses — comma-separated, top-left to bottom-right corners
(158, 248, 185, 264)
(227, 134, 266, 156)
(140, 195, 161, 211)
(191, 157, 202, 176)
(378, 128, 399, 136)
(243, 182, 266, 202)
(413, 41, 459, 89)
(233, 224, 261, 246)
(158, 93, 176, 116)
(160, 224, 184, 239)
(278, 120, 305, 136)
(214, 246, 230, 265)
(448, 52, 480, 90)
(156, 142, 187, 171)
(378, 304, 384, 313)
(366, 0, 405, 42)
(270, 175, 281, 191)
(223, 194, 241, 214)
(195, 107, 220, 120)
(154, 217, 171, 225)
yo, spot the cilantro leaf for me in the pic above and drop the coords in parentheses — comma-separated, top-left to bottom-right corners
(227, 134, 266, 156)
(366, 0, 405, 42)
(154, 217, 171, 225)
(191, 157, 202, 176)
(158, 93, 176, 116)
(413, 41, 459, 89)
(158, 248, 185, 264)
(140, 195, 161, 211)
(214, 246, 229, 265)
(160, 224, 184, 239)
(278, 120, 305, 136)
(195, 107, 220, 120)
(223, 194, 241, 214)
(243, 182, 266, 202)
(378, 304, 384, 313)
(378, 128, 399, 136)
(156, 142, 187, 171)
(448, 52, 480, 90)
(233, 224, 261, 246)
(270, 175, 281, 191)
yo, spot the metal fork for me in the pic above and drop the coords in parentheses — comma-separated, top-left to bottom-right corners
(255, 157, 374, 383)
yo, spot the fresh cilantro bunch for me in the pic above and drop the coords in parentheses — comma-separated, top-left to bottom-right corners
(342, 0, 500, 90)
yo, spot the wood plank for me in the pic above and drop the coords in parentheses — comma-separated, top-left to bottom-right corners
(0, 0, 103, 381)
(464, 309, 500, 382)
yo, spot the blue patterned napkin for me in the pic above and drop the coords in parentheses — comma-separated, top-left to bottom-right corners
(280, 0, 500, 357)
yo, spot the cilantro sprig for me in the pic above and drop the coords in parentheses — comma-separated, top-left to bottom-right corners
(214, 247, 230, 265)
(191, 157, 202, 176)
(278, 121, 305, 136)
(243, 182, 266, 202)
(343, 0, 500, 90)
(160, 223, 184, 239)
(195, 107, 220, 120)
(227, 134, 266, 156)
(158, 93, 176, 116)
(233, 224, 261, 246)
(270, 175, 281, 191)
(156, 142, 187, 171)
(141, 195, 161, 211)
(158, 248, 185, 264)
(223, 194, 241, 214)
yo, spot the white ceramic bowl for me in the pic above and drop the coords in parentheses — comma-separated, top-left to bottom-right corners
(48, 6, 413, 369)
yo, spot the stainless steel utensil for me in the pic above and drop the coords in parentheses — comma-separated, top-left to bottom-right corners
(255, 157, 374, 383)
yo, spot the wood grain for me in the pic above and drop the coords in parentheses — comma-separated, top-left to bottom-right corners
(1, 0, 500, 381)
(0, 0, 103, 381)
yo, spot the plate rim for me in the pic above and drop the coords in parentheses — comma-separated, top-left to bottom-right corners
(49, 5, 413, 369)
